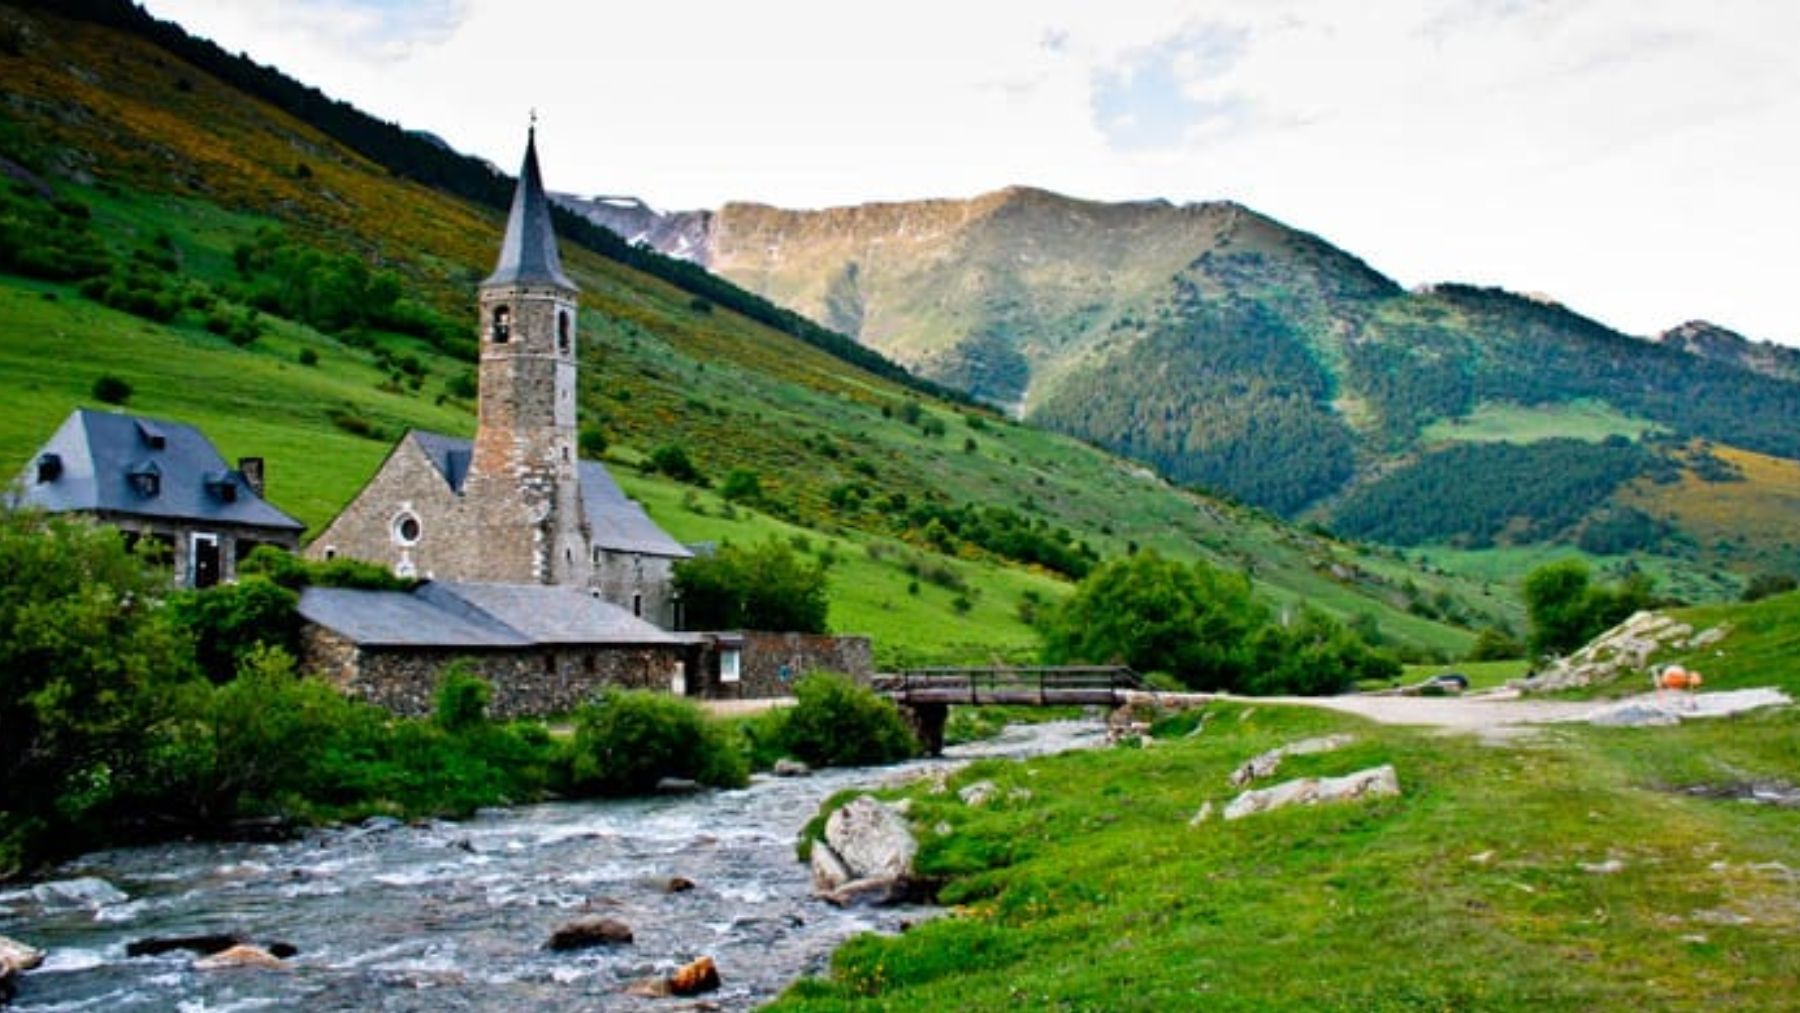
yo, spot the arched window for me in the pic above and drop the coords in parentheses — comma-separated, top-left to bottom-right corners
(491, 305, 511, 344)
(557, 310, 571, 354)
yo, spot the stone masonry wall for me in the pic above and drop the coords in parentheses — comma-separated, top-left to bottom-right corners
(301, 625, 686, 719)
(689, 632, 874, 699)
(305, 437, 468, 581)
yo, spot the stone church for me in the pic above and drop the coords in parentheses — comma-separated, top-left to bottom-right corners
(309, 130, 691, 627)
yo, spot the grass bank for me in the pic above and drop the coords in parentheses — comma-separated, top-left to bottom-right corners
(774, 699, 1800, 1009)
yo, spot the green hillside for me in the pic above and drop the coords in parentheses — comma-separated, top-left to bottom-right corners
(0, 0, 1514, 664)
(612, 179, 1800, 587)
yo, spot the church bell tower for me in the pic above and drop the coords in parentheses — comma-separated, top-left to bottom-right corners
(464, 125, 589, 584)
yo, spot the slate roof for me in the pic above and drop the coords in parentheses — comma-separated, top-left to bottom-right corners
(300, 581, 687, 649)
(11, 409, 304, 533)
(405, 430, 691, 559)
(482, 127, 577, 291)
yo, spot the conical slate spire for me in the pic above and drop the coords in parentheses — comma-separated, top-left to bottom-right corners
(483, 126, 577, 291)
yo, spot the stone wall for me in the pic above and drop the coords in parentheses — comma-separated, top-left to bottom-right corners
(687, 632, 875, 700)
(300, 625, 686, 718)
(305, 437, 467, 581)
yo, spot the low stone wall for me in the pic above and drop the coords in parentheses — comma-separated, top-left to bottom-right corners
(300, 626, 686, 718)
(689, 632, 874, 700)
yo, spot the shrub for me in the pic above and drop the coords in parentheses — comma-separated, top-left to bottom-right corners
(578, 426, 607, 459)
(563, 690, 747, 795)
(92, 374, 133, 405)
(169, 576, 301, 684)
(1523, 560, 1654, 657)
(674, 540, 829, 633)
(649, 443, 707, 486)
(1467, 625, 1524, 661)
(297, 348, 319, 366)
(1741, 572, 1798, 603)
(720, 468, 763, 504)
(778, 673, 916, 768)
(435, 662, 492, 733)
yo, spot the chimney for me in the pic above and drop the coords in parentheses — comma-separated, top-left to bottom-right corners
(237, 457, 265, 498)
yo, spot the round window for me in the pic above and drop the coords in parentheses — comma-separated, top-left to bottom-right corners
(393, 512, 422, 546)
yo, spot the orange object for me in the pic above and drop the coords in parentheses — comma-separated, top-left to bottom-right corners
(1656, 666, 1703, 692)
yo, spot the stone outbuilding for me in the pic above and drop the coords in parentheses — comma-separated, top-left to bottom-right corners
(298, 580, 693, 718)
(307, 127, 691, 627)
(9, 408, 303, 587)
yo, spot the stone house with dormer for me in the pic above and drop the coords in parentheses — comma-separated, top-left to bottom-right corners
(10, 408, 303, 587)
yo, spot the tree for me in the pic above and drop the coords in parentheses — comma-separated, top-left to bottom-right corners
(649, 444, 706, 486)
(719, 468, 762, 504)
(1523, 560, 1654, 658)
(0, 508, 192, 870)
(1041, 551, 1263, 691)
(674, 539, 829, 633)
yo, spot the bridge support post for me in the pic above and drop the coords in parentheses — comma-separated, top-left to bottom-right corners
(900, 703, 947, 757)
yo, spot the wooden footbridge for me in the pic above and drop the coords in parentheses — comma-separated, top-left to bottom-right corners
(872, 666, 1146, 754)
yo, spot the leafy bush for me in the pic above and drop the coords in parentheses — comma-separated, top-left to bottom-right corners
(720, 468, 763, 504)
(563, 689, 747, 795)
(1523, 560, 1654, 657)
(578, 426, 607, 459)
(239, 544, 411, 591)
(92, 373, 133, 404)
(1741, 572, 1798, 603)
(1467, 625, 1525, 661)
(777, 673, 916, 767)
(434, 662, 492, 733)
(169, 576, 300, 684)
(674, 539, 829, 633)
(648, 444, 707, 485)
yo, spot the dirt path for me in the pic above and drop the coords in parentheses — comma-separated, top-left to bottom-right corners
(1132, 688, 1789, 742)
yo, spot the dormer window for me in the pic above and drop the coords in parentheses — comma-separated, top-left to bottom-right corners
(204, 471, 238, 503)
(557, 310, 571, 354)
(128, 462, 161, 498)
(135, 420, 166, 450)
(36, 453, 62, 483)
(491, 305, 511, 344)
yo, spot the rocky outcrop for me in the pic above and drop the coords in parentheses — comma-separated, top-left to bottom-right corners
(1228, 734, 1356, 787)
(0, 876, 126, 915)
(1518, 612, 1731, 693)
(808, 795, 921, 907)
(1223, 765, 1401, 821)
(546, 917, 634, 951)
(773, 758, 812, 778)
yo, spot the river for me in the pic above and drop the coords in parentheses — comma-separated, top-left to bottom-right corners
(1, 720, 1102, 1011)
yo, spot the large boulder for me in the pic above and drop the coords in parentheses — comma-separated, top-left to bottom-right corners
(670, 955, 721, 995)
(809, 795, 920, 906)
(1223, 765, 1400, 821)
(823, 796, 916, 882)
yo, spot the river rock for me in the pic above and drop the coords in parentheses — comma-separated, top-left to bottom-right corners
(1223, 764, 1400, 820)
(824, 796, 916, 882)
(546, 917, 634, 951)
(958, 780, 999, 807)
(809, 841, 852, 893)
(664, 876, 696, 894)
(10, 876, 127, 913)
(655, 777, 704, 795)
(625, 976, 672, 998)
(127, 933, 245, 958)
(1, 934, 45, 994)
(773, 758, 811, 777)
(670, 955, 721, 995)
(1228, 734, 1356, 788)
(192, 944, 286, 971)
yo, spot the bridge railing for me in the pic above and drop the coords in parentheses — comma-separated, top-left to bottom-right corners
(872, 666, 1144, 706)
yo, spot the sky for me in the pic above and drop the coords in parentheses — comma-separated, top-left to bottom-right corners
(141, 0, 1800, 345)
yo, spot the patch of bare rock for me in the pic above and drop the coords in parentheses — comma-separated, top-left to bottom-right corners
(1517, 611, 1730, 693)
(1, 935, 45, 1001)
(1192, 733, 1401, 824)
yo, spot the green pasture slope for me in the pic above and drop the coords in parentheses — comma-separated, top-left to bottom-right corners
(775, 593, 1800, 1009)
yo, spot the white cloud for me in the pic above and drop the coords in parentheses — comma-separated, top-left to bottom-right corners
(141, 0, 1800, 344)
